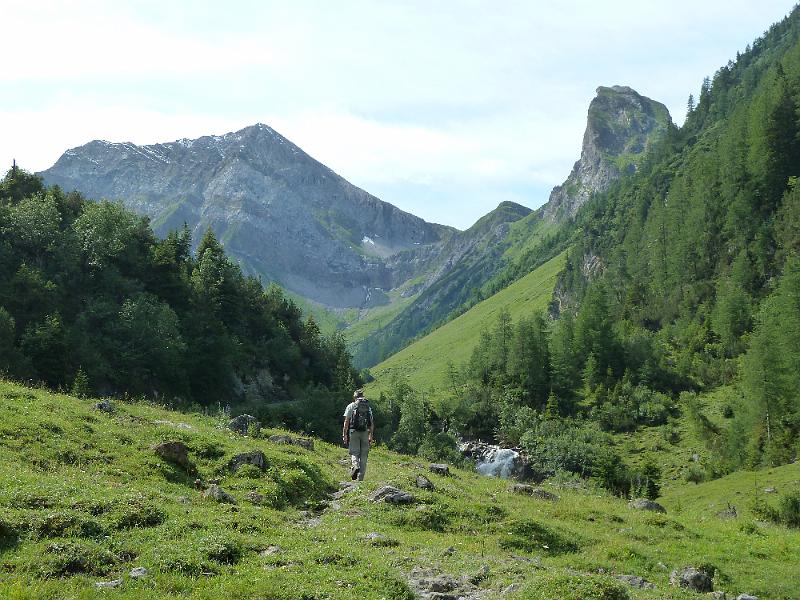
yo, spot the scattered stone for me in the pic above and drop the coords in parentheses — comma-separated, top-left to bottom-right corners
(615, 574, 656, 590)
(153, 419, 193, 429)
(629, 498, 667, 513)
(95, 579, 122, 589)
(229, 450, 267, 472)
(129, 566, 149, 579)
(503, 583, 522, 595)
(260, 545, 282, 556)
(332, 482, 358, 500)
(151, 440, 191, 468)
(247, 491, 265, 504)
(510, 484, 559, 501)
(707, 592, 728, 599)
(408, 567, 482, 599)
(416, 475, 435, 490)
(176, 495, 190, 504)
(93, 399, 114, 413)
(442, 546, 456, 556)
(429, 463, 450, 476)
(268, 434, 315, 450)
(763, 487, 777, 494)
(228, 414, 259, 435)
(202, 484, 237, 504)
(716, 504, 738, 519)
(194, 478, 204, 490)
(369, 485, 415, 504)
(670, 566, 714, 593)
(736, 595, 758, 600)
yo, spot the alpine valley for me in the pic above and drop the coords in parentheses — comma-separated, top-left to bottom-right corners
(1, 4, 800, 600)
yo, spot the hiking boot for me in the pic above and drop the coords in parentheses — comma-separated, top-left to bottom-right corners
(351, 466, 360, 480)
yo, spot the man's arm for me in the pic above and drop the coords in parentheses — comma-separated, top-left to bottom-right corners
(368, 409, 375, 444)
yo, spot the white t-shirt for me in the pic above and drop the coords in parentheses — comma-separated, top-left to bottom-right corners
(344, 399, 373, 428)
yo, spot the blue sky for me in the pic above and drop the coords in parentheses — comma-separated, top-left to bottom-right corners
(1, 0, 796, 229)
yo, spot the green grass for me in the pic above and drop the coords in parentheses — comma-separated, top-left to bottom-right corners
(367, 250, 567, 394)
(0, 380, 798, 599)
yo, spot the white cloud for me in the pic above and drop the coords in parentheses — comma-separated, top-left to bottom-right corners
(1, 0, 796, 228)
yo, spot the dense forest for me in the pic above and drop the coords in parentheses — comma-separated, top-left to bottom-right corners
(0, 169, 361, 439)
(373, 7, 800, 492)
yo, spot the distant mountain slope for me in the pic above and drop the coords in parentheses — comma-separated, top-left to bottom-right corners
(367, 249, 567, 393)
(40, 124, 452, 308)
(352, 86, 671, 367)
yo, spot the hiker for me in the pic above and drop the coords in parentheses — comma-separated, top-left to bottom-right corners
(342, 388, 374, 481)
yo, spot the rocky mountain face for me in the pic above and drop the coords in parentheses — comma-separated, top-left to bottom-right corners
(40, 124, 452, 308)
(543, 86, 672, 222)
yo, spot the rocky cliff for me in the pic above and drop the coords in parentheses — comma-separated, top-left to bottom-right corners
(40, 124, 452, 308)
(544, 86, 671, 222)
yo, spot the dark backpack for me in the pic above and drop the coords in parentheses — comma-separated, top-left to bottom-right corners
(352, 399, 372, 431)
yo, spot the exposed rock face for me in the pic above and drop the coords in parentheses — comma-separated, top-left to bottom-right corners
(544, 86, 671, 222)
(39, 124, 450, 308)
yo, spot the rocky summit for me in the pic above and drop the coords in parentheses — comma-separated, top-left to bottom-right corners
(544, 85, 671, 222)
(39, 124, 451, 308)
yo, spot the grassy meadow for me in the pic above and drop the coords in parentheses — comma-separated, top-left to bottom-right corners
(0, 380, 798, 599)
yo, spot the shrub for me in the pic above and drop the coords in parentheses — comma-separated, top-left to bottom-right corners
(778, 491, 800, 528)
(519, 573, 630, 600)
(236, 464, 263, 479)
(37, 541, 117, 578)
(202, 534, 243, 565)
(108, 496, 166, 529)
(391, 504, 453, 532)
(498, 519, 579, 555)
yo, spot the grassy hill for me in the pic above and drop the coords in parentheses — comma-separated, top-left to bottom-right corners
(0, 379, 798, 599)
(366, 250, 567, 395)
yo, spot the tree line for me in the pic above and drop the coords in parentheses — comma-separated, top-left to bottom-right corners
(0, 169, 361, 439)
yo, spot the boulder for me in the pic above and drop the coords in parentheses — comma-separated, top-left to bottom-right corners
(670, 566, 713, 593)
(615, 574, 655, 589)
(228, 414, 259, 435)
(510, 484, 558, 501)
(152, 441, 190, 468)
(416, 475, 435, 490)
(229, 450, 267, 472)
(129, 567, 149, 579)
(629, 498, 666, 513)
(202, 484, 237, 504)
(369, 485, 415, 504)
(268, 434, 315, 450)
(93, 399, 114, 413)
(429, 463, 450, 476)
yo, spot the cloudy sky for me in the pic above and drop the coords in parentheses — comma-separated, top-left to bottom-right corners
(1, 1, 795, 228)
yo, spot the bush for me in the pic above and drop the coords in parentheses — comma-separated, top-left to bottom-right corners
(778, 491, 800, 528)
(519, 573, 630, 600)
(236, 464, 263, 479)
(202, 534, 243, 564)
(37, 541, 117, 578)
(418, 431, 462, 465)
(108, 496, 166, 529)
(498, 519, 579, 555)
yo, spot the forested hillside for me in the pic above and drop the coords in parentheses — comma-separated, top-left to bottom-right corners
(0, 169, 360, 438)
(366, 6, 800, 492)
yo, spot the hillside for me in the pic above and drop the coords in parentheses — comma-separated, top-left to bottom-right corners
(366, 250, 567, 395)
(1, 379, 798, 599)
(39, 124, 453, 309)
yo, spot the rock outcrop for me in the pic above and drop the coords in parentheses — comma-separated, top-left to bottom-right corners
(544, 86, 671, 222)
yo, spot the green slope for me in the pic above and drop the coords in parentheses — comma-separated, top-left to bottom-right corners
(1, 379, 798, 599)
(367, 250, 567, 394)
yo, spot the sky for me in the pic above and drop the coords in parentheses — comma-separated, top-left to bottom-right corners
(1, 1, 796, 229)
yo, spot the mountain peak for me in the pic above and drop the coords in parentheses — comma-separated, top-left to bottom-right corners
(544, 85, 671, 222)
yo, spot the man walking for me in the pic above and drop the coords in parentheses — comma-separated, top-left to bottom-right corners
(343, 389, 374, 481)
